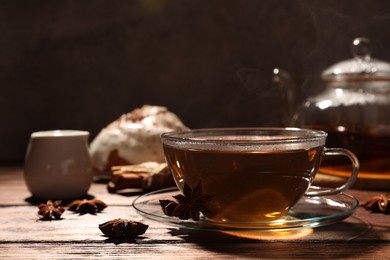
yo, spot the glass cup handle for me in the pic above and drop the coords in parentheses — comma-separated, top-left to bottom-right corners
(306, 147, 360, 197)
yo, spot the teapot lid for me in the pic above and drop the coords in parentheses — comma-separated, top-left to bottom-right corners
(322, 38, 390, 82)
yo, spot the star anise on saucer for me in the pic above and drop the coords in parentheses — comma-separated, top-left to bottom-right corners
(67, 199, 107, 214)
(37, 200, 65, 220)
(159, 182, 214, 221)
(361, 193, 390, 213)
(99, 218, 149, 239)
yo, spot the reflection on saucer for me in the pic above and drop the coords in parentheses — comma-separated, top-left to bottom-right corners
(223, 228, 314, 240)
(205, 215, 301, 230)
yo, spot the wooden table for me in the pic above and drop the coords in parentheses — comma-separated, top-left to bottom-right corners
(1, 166, 390, 259)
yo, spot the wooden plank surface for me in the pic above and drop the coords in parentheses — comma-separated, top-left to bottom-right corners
(1, 166, 390, 259)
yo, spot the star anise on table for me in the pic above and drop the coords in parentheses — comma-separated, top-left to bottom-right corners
(99, 218, 149, 239)
(67, 199, 107, 214)
(361, 193, 390, 213)
(159, 182, 214, 221)
(37, 200, 65, 220)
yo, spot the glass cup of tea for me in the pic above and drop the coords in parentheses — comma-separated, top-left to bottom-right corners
(161, 128, 359, 222)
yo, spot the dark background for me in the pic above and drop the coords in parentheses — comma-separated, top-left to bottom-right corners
(2, 0, 390, 163)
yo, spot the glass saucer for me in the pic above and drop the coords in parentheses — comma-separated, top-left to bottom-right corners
(132, 187, 359, 232)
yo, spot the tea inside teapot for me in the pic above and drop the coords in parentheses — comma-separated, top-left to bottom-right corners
(289, 38, 390, 183)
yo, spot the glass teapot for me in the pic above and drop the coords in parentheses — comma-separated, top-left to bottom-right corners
(287, 37, 390, 181)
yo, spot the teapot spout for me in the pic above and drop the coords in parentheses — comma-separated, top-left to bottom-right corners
(272, 68, 297, 126)
(234, 67, 298, 127)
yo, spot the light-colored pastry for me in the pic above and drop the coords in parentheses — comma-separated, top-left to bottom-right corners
(89, 105, 188, 173)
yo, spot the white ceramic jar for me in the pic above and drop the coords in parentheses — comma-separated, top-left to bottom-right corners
(24, 130, 92, 200)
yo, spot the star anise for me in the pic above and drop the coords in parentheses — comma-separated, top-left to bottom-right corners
(159, 182, 214, 221)
(67, 199, 107, 214)
(99, 218, 149, 239)
(361, 193, 390, 213)
(37, 200, 65, 220)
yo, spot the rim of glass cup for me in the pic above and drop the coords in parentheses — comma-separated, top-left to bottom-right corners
(31, 130, 89, 138)
(160, 127, 327, 151)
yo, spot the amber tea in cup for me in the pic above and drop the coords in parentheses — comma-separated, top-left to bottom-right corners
(161, 128, 359, 222)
